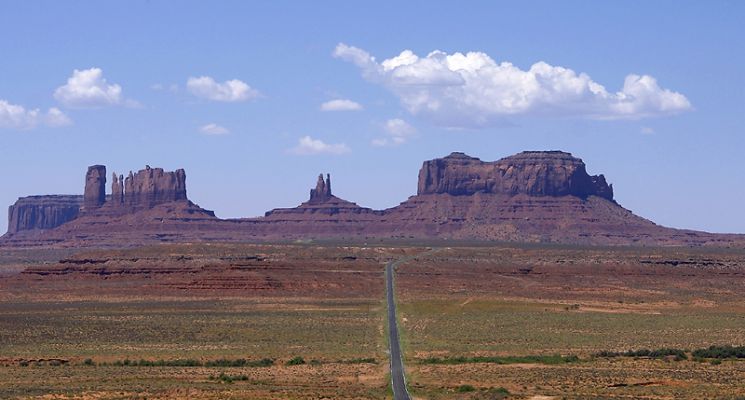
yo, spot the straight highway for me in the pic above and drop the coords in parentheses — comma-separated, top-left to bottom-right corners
(386, 260, 411, 400)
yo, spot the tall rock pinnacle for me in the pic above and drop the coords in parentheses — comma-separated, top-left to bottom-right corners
(111, 173, 124, 205)
(83, 165, 106, 210)
(309, 173, 332, 203)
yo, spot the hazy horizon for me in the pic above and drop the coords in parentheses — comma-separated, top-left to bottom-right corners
(2, 1, 744, 234)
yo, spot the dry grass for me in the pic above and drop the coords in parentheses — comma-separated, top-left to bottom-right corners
(396, 245, 745, 399)
(2, 243, 745, 398)
(0, 243, 402, 399)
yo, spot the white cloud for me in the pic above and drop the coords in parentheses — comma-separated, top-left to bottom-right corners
(54, 68, 131, 108)
(289, 135, 350, 155)
(199, 123, 230, 135)
(152, 83, 179, 93)
(641, 126, 655, 135)
(186, 76, 259, 102)
(371, 138, 390, 147)
(0, 100, 40, 129)
(385, 118, 416, 136)
(0, 100, 72, 130)
(334, 43, 692, 127)
(45, 107, 73, 127)
(320, 99, 363, 111)
(372, 118, 417, 147)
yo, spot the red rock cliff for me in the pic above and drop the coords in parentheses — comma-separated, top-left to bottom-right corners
(309, 174, 332, 204)
(83, 165, 106, 210)
(6, 165, 192, 236)
(115, 166, 187, 210)
(7, 195, 83, 234)
(417, 151, 614, 200)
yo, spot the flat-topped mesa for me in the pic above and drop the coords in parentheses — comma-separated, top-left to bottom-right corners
(309, 174, 332, 204)
(417, 151, 614, 201)
(83, 165, 107, 210)
(7, 195, 83, 234)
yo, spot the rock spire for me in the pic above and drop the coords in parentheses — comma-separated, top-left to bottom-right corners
(309, 173, 332, 203)
(83, 165, 106, 210)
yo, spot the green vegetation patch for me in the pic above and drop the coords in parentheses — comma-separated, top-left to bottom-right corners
(594, 345, 745, 361)
(419, 354, 579, 365)
(691, 345, 745, 359)
(285, 356, 306, 366)
(594, 348, 688, 360)
(105, 358, 274, 367)
(339, 357, 377, 364)
(456, 384, 476, 392)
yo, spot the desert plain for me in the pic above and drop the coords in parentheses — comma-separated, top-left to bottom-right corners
(1, 242, 744, 399)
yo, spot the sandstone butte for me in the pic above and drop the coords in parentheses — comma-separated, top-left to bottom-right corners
(3, 151, 745, 248)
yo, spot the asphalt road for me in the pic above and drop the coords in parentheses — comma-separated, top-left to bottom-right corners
(386, 260, 411, 400)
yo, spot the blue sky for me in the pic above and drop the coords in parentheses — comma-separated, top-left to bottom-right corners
(1, 1, 744, 234)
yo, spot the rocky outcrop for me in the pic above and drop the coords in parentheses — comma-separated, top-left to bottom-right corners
(75, 165, 190, 214)
(417, 151, 614, 200)
(7, 195, 83, 234)
(4, 151, 745, 248)
(119, 166, 187, 210)
(4, 164, 202, 237)
(83, 165, 106, 210)
(309, 174, 332, 203)
(111, 173, 124, 205)
(264, 173, 380, 219)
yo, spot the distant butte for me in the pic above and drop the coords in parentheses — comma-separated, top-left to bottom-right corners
(418, 151, 613, 200)
(3, 151, 744, 248)
(264, 173, 379, 219)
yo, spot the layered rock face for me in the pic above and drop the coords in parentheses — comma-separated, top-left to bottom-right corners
(4, 151, 745, 248)
(4, 165, 203, 237)
(7, 195, 83, 234)
(111, 173, 124, 205)
(418, 151, 614, 200)
(83, 165, 107, 210)
(110, 166, 188, 211)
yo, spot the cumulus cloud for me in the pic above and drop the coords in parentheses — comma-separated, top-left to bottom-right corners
(372, 118, 416, 147)
(54, 68, 132, 108)
(320, 99, 363, 111)
(385, 118, 416, 136)
(0, 100, 72, 130)
(334, 43, 692, 127)
(187, 76, 259, 102)
(45, 107, 73, 127)
(199, 123, 229, 135)
(289, 135, 350, 155)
